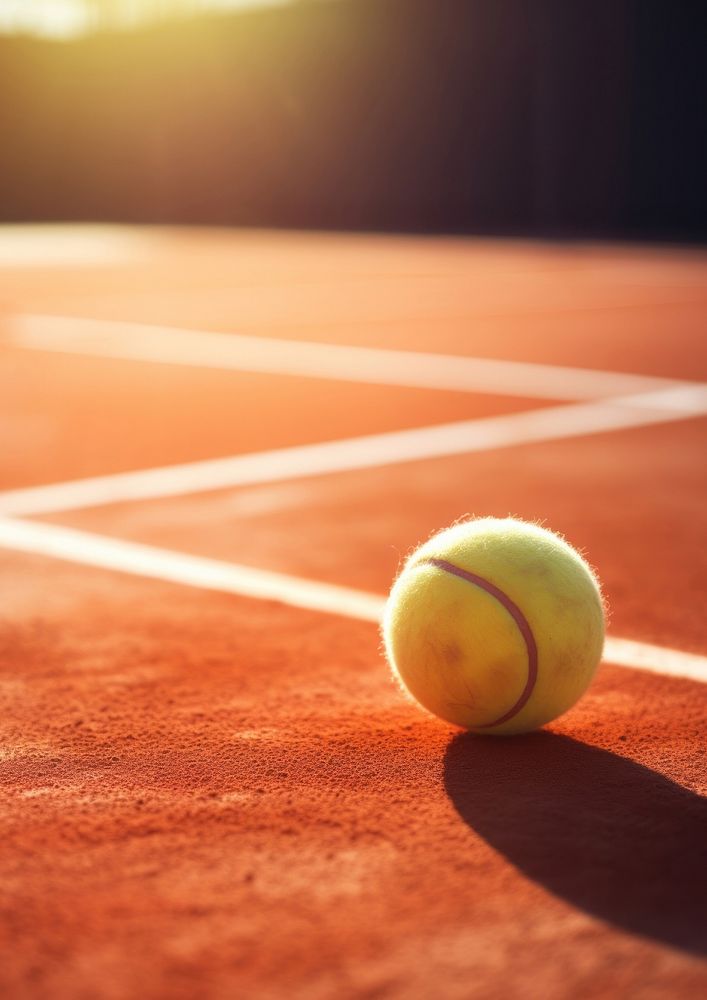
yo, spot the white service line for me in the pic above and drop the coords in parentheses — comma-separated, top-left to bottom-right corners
(6, 313, 691, 400)
(2, 388, 707, 518)
(0, 516, 704, 684)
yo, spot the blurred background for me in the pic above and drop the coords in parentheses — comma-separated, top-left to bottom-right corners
(1, 0, 705, 240)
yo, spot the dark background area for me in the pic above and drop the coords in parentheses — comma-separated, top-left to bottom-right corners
(1, 0, 705, 240)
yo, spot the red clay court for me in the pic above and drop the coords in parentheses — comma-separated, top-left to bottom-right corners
(1, 226, 706, 998)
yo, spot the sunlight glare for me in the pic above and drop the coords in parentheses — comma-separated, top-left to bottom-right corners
(0, 1, 291, 39)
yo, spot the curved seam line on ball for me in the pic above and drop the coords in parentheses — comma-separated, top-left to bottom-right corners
(421, 557, 538, 728)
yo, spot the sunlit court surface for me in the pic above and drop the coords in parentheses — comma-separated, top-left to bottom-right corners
(1, 3, 707, 999)
(1, 225, 706, 998)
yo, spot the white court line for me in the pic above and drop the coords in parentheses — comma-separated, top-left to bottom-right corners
(0, 229, 154, 267)
(1, 386, 706, 518)
(602, 637, 707, 683)
(0, 518, 385, 624)
(6, 313, 691, 400)
(0, 517, 704, 684)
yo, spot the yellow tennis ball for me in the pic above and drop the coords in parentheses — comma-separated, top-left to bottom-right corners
(383, 517, 605, 735)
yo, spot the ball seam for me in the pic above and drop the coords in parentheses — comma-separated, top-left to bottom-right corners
(421, 557, 539, 728)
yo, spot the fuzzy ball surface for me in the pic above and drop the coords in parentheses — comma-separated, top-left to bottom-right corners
(383, 517, 606, 735)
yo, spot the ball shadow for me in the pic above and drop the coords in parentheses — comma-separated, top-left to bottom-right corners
(444, 731, 707, 956)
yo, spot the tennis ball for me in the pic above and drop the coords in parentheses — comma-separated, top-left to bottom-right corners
(383, 517, 605, 735)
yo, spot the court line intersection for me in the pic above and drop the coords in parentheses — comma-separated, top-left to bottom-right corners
(2, 316, 706, 684)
